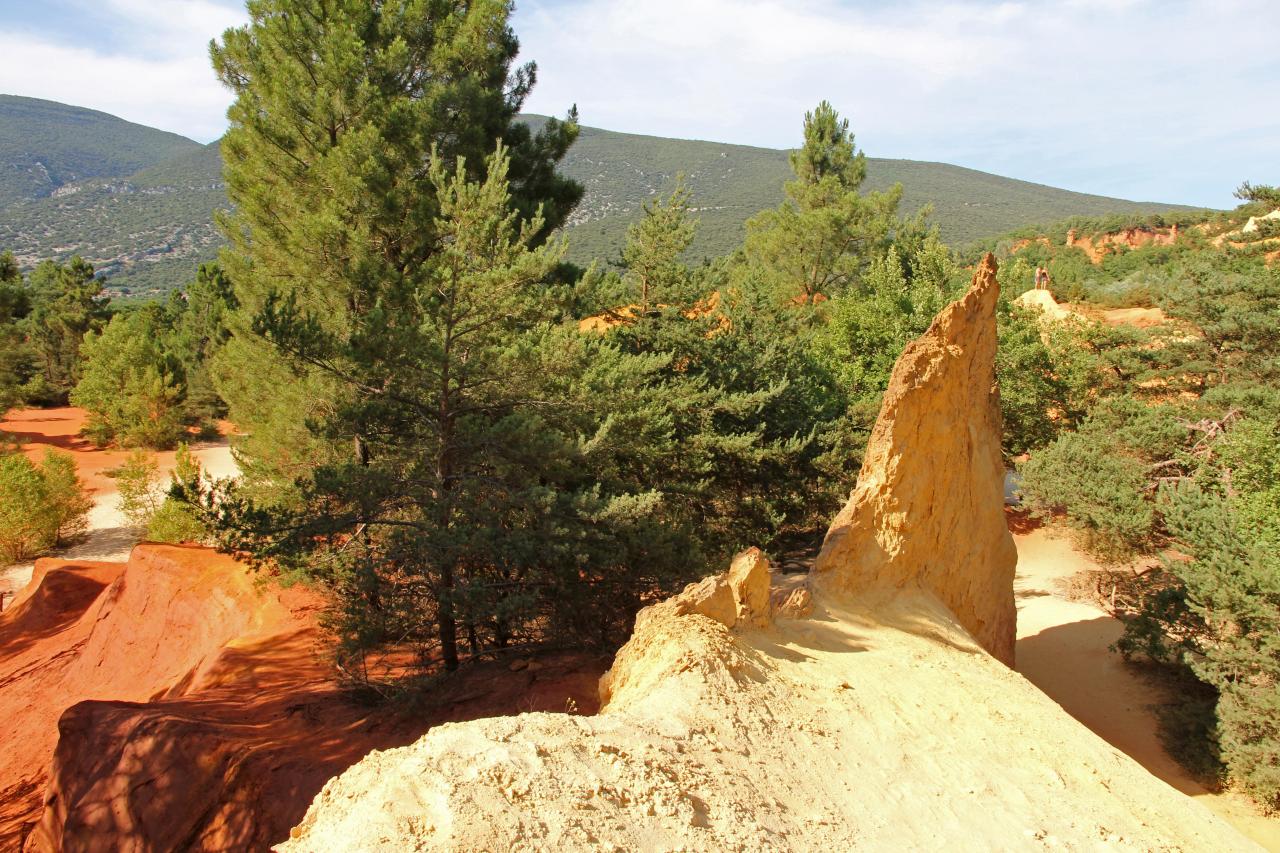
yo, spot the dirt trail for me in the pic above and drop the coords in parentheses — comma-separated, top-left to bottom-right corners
(0, 407, 238, 602)
(1014, 522, 1280, 851)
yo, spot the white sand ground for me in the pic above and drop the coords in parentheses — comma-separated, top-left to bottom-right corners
(0, 441, 238, 607)
(1014, 524, 1280, 850)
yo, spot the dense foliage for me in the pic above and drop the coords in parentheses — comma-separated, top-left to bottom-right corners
(1011, 214, 1280, 806)
(69, 263, 236, 447)
(194, 0, 1004, 679)
(0, 449, 91, 563)
(116, 446, 209, 543)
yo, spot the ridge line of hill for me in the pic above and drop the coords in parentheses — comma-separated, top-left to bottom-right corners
(1, 97, 1204, 298)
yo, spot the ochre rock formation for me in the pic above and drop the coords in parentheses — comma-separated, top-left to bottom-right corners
(0, 545, 602, 851)
(1013, 287, 1077, 322)
(814, 254, 1017, 665)
(1066, 225, 1180, 264)
(279, 256, 1254, 852)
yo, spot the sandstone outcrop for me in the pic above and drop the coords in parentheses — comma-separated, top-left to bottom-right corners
(1067, 225, 1180, 263)
(814, 254, 1016, 664)
(279, 256, 1255, 852)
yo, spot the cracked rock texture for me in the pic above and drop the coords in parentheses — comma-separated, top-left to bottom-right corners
(814, 253, 1017, 665)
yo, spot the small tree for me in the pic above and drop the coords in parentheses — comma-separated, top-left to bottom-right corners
(23, 257, 107, 404)
(1234, 181, 1280, 209)
(743, 101, 904, 303)
(0, 253, 32, 415)
(621, 178, 697, 312)
(149, 445, 207, 544)
(116, 446, 208, 543)
(115, 450, 164, 529)
(0, 450, 92, 562)
(71, 307, 187, 448)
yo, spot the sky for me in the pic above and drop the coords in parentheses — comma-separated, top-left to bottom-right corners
(0, 0, 1276, 208)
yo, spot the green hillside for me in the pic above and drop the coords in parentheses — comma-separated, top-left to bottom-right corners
(0, 99, 1201, 297)
(0, 95, 201, 208)
(550, 120, 1201, 263)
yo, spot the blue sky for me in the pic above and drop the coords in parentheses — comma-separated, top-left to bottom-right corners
(0, 0, 1276, 208)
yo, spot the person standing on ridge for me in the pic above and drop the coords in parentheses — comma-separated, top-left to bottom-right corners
(1034, 266, 1051, 291)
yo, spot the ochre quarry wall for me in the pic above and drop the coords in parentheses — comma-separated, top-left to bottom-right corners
(814, 253, 1017, 665)
(0, 544, 603, 852)
(0, 546, 367, 851)
(278, 255, 1254, 853)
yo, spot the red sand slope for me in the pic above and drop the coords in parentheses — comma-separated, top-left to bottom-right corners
(0, 545, 603, 851)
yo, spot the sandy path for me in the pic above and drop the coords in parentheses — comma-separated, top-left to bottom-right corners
(1, 407, 238, 604)
(1015, 523, 1280, 850)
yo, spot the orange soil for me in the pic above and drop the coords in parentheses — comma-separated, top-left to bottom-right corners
(0, 407, 230, 497)
(1066, 226, 1181, 264)
(1052, 301, 1170, 329)
(0, 407, 241, 604)
(0, 545, 604, 850)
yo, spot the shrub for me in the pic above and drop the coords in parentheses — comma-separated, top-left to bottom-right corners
(115, 449, 163, 529)
(1153, 483, 1280, 808)
(1017, 430, 1156, 562)
(0, 450, 92, 562)
(148, 445, 207, 544)
(71, 307, 188, 449)
(113, 445, 208, 543)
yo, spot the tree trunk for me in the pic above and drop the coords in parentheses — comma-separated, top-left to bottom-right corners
(439, 563, 459, 671)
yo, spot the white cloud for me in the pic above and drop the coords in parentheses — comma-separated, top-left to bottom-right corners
(516, 0, 1280, 206)
(0, 0, 245, 141)
(2, 0, 1275, 205)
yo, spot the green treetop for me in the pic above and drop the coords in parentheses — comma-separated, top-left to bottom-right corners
(209, 0, 583, 499)
(742, 101, 905, 303)
(23, 257, 108, 405)
(621, 177, 698, 312)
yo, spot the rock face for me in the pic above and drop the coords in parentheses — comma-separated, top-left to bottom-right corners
(1066, 225, 1180, 263)
(814, 254, 1017, 665)
(279, 255, 1254, 852)
(0, 546, 384, 851)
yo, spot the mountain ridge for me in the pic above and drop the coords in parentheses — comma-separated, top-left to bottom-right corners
(0, 97, 1203, 297)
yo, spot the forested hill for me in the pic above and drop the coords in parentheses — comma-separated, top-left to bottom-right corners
(0, 95, 201, 207)
(0, 97, 1198, 297)
(546, 119, 1200, 263)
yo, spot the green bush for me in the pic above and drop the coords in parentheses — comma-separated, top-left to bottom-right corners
(0, 449, 92, 562)
(1017, 430, 1156, 562)
(71, 306, 187, 449)
(148, 445, 207, 544)
(114, 449, 163, 529)
(1153, 483, 1280, 808)
(113, 445, 208, 543)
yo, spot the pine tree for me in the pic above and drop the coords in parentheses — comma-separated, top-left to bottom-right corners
(209, 0, 582, 504)
(606, 186, 845, 548)
(168, 263, 237, 423)
(206, 2, 681, 673)
(23, 257, 107, 404)
(621, 178, 697, 312)
(0, 252, 31, 414)
(71, 306, 187, 448)
(743, 102, 904, 303)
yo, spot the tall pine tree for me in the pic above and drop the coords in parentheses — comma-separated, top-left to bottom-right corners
(742, 101, 905, 303)
(204, 1, 725, 673)
(210, 0, 582, 503)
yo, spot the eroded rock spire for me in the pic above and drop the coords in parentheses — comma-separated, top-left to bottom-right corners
(813, 253, 1018, 665)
